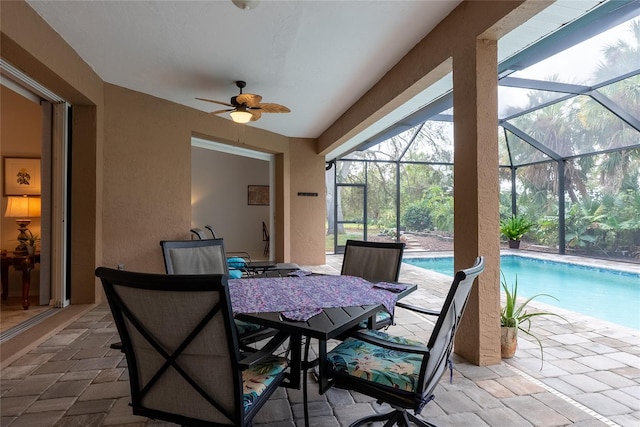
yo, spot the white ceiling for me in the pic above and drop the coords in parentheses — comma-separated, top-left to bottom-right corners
(26, 0, 462, 140)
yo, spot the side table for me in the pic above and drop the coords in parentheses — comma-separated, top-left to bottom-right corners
(1, 252, 40, 310)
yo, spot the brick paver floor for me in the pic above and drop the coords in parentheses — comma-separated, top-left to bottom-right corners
(1, 253, 638, 426)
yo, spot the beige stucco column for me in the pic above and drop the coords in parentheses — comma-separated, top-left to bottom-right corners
(289, 138, 327, 266)
(452, 36, 501, 366)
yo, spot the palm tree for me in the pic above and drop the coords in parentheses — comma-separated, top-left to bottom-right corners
(587, 18, 640, 194)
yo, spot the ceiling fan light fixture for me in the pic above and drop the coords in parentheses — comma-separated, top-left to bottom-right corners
(230, 110, 253, 123)
(232, 0, 260, 11)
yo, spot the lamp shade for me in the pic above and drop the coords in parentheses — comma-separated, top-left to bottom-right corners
(4, 196, 41, 218)
(230, 110, 252, 124)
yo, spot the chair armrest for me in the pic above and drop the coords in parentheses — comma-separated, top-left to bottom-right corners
(237, 331, 290, 369)
(228, 252, 252, 263)
(396, 301, 440, 317)
(348, 330, 430, 355)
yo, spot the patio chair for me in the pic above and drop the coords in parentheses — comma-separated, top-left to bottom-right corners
(95, 267, 289, 427)
(325, 256, 485, 427)
(190, 227, 208, 240)
(341, 239, 405, 329)
(262, 221, 269, 257)
(167, 237, 247, 279)
(190, 226, 253, 275)
(160, 238, 278, 347)
(205, 224, 218, 238)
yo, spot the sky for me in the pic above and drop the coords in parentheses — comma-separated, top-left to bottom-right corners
(499, 16, 639, 115)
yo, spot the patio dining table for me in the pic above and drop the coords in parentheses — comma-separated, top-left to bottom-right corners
(228, 274, 416, 427)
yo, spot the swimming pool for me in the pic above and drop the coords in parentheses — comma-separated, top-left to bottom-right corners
(404, 255, 640, 330)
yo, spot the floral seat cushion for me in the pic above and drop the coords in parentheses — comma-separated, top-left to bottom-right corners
(358, 310, 391, 328)
(242, 356, 288, 413)
(326, 329, 423, 392)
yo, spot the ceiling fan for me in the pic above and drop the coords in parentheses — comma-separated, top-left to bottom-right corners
(196, 81, 290, 123)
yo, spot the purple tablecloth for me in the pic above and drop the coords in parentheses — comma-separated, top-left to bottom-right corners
(229, 275, 404, 321)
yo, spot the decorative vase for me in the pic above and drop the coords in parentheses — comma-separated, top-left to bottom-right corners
(501, 326, 518, 358)
(508, 239, 520, 249)
(27, 245, 35, 255)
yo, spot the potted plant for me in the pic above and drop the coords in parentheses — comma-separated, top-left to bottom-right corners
(500, 214, 535, 249)
(26, 231, 40, 255)
(500, 272, 566, 365)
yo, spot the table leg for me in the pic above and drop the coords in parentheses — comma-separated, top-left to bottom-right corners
(21, 268, 30, 310)
(1, 261, 9, 301)
(289, 334, 302, 390)
(318, 339, 328, 394)
(303, 337, 311, 427)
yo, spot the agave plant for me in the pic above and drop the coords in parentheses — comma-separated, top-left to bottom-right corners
(499, 214, 535, 241)
(500, 272, 567, 365)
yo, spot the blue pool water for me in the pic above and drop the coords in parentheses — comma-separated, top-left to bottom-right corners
(404, 255, 640, 330)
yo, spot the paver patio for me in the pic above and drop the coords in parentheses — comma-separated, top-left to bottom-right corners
(1, 253, 638, 426)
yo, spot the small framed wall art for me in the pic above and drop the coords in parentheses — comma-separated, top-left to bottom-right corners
(247, 185, 269, 206)
(3, 157, 41, 196)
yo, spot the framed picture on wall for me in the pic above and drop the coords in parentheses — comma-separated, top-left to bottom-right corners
(248, 185, 269, 206)
(3, 157, 41, 196)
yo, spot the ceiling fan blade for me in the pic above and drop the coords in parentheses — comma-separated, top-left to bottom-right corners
(210, 108, 234, 115)
(236, 93, 262, 107)
(257, 103, 291, 113)
(195, 97, 234, 107)
(249, 109, 262, 121)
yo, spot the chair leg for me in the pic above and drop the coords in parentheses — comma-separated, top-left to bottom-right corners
(350, 409, 435, 427)
(385, 411, 404, 427)
(398, 411, 411, 427)
(350, 410, 396, 427)
(407, 411, 436, 427)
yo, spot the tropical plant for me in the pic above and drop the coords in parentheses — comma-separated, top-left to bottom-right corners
(423, 185, 454, 232)
(564, 200, 603, 249)
(26, 230, 40, 247)
(500, 272, 567, 365)
(499, 214, 536, 241)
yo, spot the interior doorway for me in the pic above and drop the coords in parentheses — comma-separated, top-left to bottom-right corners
(191, 137, 274, 261)
(0, 61, 70, 340)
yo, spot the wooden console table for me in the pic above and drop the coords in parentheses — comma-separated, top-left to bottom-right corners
(1, 252, 40, 310)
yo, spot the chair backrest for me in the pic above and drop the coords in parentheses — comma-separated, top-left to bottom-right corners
(95, 267, 246, 426)
(419, 256, 485, 401)
(341, 239, 405, 283)
(160, 238, 229, 275)
(205, 225, 217, 238)
(190, 227, 207, 240)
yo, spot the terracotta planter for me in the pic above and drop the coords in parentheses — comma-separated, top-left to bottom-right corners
(508, 239, 521, 249)
(501, 326, 518, 358)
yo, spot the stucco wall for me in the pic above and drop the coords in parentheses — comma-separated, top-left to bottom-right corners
(102, 84, 193, 273)
(101, 83, 318, 273)
(289, 138, 326, 265)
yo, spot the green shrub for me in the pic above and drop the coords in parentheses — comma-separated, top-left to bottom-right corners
(402, 201, 432, 231)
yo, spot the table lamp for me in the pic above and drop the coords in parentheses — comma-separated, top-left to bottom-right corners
(4, 195, 41, 255)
